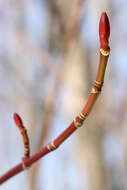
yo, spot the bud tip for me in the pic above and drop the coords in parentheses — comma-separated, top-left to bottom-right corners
(99, 12, 110, 50)
(13, 113, 23, 127)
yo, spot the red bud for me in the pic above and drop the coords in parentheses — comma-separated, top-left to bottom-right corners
(99, 12, 110, 50)
(13, 113, 23, 127)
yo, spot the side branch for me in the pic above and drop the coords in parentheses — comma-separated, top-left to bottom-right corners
(13, 113, 30, 169)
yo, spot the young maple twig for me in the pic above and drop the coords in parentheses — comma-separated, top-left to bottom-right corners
(0, 12, 110, 185)
(13, 113, 30, 168)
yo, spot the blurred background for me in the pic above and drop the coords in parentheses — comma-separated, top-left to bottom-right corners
(0, 0, 127, 189)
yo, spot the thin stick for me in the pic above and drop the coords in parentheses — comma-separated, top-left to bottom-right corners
(0, 12, 110, 185)
(13, 113, 30, 168)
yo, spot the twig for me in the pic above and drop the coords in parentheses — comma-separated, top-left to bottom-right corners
(13, 113, 30, 169)
(0, 12, 110, 185)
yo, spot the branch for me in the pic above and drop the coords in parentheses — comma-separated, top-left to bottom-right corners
(0, 12, 110, 185)
(13, 113, 30, 168)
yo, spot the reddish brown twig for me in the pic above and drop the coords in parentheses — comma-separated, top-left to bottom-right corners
(13, 113, 30, 167)
(0, 12, 110, 185)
